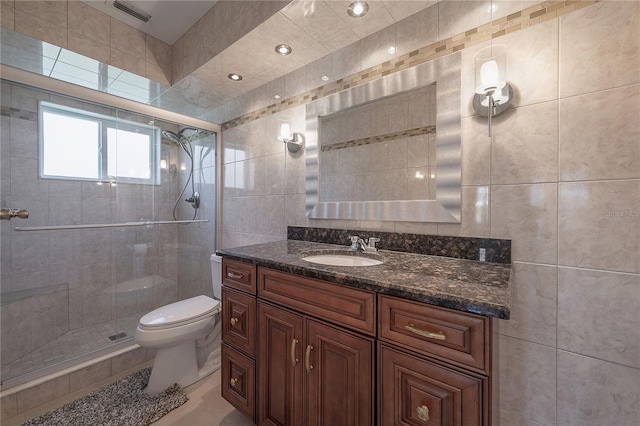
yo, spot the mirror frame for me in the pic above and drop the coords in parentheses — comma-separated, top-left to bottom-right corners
(305, 52, 461, 223)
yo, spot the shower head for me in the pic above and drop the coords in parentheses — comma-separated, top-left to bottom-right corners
(161, 130, 182, 145)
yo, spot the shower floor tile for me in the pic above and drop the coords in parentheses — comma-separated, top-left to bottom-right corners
(1, 312, 143, 383)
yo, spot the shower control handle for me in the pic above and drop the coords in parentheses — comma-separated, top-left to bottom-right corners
(0, 208, 29, 221)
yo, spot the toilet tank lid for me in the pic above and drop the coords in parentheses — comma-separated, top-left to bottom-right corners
(139, 295, 220, 328)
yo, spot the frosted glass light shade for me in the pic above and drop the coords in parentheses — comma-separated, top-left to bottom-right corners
(279, 123, 292, 141)
(475, 45, 507, 94)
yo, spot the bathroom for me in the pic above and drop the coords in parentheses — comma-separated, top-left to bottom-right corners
(1, 0, 639, 425)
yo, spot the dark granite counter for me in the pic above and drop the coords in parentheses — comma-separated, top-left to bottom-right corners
(217, 240, 512, 319)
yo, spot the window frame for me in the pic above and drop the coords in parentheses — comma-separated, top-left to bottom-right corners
(38, 101, 161, 185)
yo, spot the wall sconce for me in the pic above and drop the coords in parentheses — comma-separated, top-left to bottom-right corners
(473, 45, 513, 137)
(277, 116, 304, 152)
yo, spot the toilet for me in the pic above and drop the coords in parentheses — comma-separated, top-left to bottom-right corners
(135, 254, 223, 394)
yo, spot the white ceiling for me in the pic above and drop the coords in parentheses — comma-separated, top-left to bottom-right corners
(80, 0, 218, 45)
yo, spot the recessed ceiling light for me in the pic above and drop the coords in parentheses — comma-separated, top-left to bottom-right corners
(228, 73, 242, 81)
(347, 1, 369, 18)
(275, 44, 292, 55)
(321, 75, 329, 81)
(388, 46, 396, 55)
(274, 94, 281, 99)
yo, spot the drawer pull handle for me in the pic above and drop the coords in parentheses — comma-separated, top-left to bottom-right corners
(305, 345, 314, 373)
(230, 377, 238, 387)
(291, 339, 299, 367)
(405, 323, 446, 341)
(230, 317, 239, 326)
(416, 404, 430, 422)
(227, 272, 244, 280)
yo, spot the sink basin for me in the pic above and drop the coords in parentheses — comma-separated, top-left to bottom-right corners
(302, 254, 384, 267)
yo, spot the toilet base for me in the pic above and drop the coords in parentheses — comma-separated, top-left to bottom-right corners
(145, 341, 199, 394)
(144, 341, 221, 394)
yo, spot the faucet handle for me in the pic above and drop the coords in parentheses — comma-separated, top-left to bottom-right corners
(349, 235, 359, 250)
(367, 237, 380, 251)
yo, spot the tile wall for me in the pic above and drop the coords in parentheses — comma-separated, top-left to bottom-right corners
(219, 1, 640, 424)
(0, 0, 172, 85)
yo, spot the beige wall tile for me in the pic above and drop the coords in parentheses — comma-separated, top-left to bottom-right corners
(145, 61, 171, 86)
(145, 36, 171, 71)
(559, 180, 640, 273)
(111, 347, 147, 374)
(499, 262, 557, 346)
(68, 359, 112, 392)
(492, 101, 558, 184)
(559, 85, 640, 181)
(438, 0, 491, 40)
(68, 0, 110, 46)
(1, 2, 14, 30)
(500, 409, 544, 426)
(499, 335, 556, 425)
(500, 18, 559, 108)
(1, 394, 17, 422)
(14, 0, 67, 27)
(461, 116, 491, 186)
(16, 374, 69, 413)
(460, 186, 490, 237)
(558, 267, 640, 368)
(557, 350, 640, 425)
(14, 9, 66, 48)
(110, 49, 145, 78)
(110, 18, 145, 59)
(560, 1, 640, 97)
(491, 183, 558, 264)
(395, 5, 438, 57)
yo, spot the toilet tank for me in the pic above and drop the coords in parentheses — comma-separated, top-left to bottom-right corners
(210, 254, 222, 299)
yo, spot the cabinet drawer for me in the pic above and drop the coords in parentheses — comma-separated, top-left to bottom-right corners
(222, 343, 256, 422)
(222, 287, 256, 356)
(379, 295, 490, 374)
(258, 267, 376, 335)
(378, 344, 485, 426)
(222, 257, 256, 294)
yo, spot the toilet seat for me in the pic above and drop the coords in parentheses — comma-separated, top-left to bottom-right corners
(139, 295, 220, 330)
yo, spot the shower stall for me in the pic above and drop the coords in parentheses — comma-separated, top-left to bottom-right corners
(0, 80, 217, 389)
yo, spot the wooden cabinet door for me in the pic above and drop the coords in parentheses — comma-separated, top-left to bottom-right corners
(221, 342, 256, 422)
(258, 301, 304, 426)
(378, 343, 485, 426)
(305, 319, 374, 426)
(222, 287, 256, 356)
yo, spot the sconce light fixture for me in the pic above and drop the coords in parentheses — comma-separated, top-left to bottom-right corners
(277, 116, 304, 153)
(473, 45, 513, 137)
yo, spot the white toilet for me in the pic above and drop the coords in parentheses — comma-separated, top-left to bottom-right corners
(135, 254, 223, 394)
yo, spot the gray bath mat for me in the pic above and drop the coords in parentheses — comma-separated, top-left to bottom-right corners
(22, 367, 188, 426)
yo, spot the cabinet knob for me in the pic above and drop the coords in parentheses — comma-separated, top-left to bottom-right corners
(230, 317, 239, 326)
(230, 377, 238, 387)
(416, 404, 430, 422)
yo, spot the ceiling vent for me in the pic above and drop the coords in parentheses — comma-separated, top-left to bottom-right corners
(113, 0, 152, 23)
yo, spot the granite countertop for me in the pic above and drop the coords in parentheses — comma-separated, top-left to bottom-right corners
(217, 240, 512, 319)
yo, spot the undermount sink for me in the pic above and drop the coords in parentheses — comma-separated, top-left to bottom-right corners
(302, 254, 384, 267)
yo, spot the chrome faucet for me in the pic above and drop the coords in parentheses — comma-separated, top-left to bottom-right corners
(349, 235, 380, 252)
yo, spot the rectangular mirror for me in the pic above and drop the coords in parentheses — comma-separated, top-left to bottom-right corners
(305, 53, 461, 223)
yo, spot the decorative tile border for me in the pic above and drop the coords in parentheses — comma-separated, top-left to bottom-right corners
(222, 0, 597, 131)
(288, 226, 512, 264)
(321, 125, 435, 152)
(0, 106, 37, 121)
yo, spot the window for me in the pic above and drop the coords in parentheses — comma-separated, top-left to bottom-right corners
(39, 101, 160, 184)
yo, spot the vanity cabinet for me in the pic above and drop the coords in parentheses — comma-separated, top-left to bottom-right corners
(220, 256, 496, 426)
